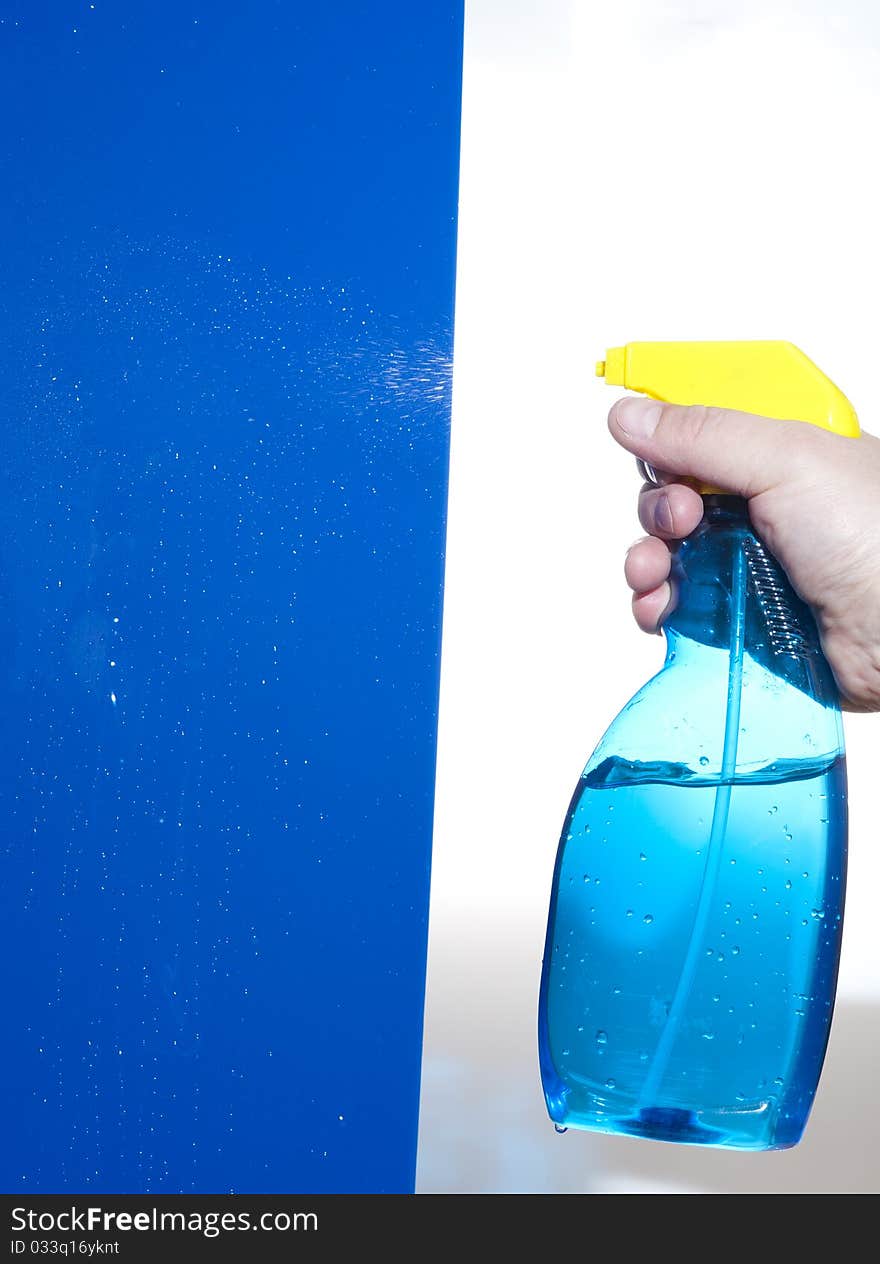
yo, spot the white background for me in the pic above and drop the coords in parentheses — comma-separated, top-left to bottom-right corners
(418, 0, 880, 1193)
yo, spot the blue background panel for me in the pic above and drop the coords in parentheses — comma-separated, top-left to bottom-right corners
(0, 2, 463, 1192)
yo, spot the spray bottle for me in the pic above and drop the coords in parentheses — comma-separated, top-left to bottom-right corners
(538, 341, 858, 1149)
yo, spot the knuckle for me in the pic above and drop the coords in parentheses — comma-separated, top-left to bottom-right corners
(657, 402, 721, 452)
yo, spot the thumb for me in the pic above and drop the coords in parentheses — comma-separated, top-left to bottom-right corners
(608, 396, 813, 497)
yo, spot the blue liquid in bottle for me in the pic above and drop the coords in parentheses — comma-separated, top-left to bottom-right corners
(539, 497, 847, 1149)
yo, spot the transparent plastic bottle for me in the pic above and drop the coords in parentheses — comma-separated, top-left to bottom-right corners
(538, 496, 847, 1149)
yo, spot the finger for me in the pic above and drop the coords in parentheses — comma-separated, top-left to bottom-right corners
(638, 482, 704, 540)
(624, 536, 671, 593)
(632, 581, 674, 634)
(609, 397, 814, 497)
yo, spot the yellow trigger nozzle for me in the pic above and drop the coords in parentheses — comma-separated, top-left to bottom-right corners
(595, 341, 859, 438)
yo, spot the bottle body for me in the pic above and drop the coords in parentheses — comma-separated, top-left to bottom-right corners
(538, 499, 847, 1149)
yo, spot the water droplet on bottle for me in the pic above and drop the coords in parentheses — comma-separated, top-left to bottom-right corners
(639, 851, 647, 862)
(699, 756, 709, 767)
(769, 805, 778, 815)
(554, 1124, 568, 1134)
(731, 946, 741, 956)
(717, 952, 725, 963)
(625, 909, 634, 918)
(773, 1077, 784, 1087)
(784, 832, 793, 842)
(757, 867, 764, 876)
(802, 871, 809, 879)
(605, 1078, 616, 1089)
(706, 948, 714, 957)
(810, 908, 825, 920)
(729, 858, 737, 866)
(562, 1048, 570, 1056)
(639, 1051, 649, 1063)
(576, 1025, 584, 1033)
(785, 880, 792, 890)
(701, 1031, 715, 1041)
(735, 1093, 746, 1103)
(643, 913, 654, 925)
(712, 994, 720, 1003)
(595, 1030, 608, 1045)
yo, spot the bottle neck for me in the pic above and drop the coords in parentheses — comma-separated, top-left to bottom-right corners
(663, 496, 750, 646)
(698, 493, 750, 528)
(664, 495, 835, 703)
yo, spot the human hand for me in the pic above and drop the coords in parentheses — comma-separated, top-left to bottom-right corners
(608, 396, 880, 712)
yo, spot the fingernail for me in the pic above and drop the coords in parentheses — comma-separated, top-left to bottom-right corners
(654, 493, 674, 534)
(613, 397, 662, 440)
